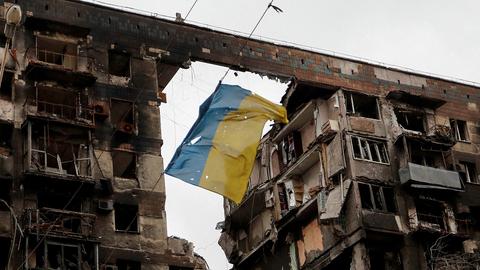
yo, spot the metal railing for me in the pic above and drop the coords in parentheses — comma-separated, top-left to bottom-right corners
(33, 99, 94, 124)
(27, 48, 92, 72)
(24, 207, 96, 238)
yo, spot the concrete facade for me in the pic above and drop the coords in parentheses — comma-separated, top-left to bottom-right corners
(0, 1, 207, 269)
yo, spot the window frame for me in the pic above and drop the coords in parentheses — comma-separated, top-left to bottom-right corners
(459, 161, 478, 184)
(114, 203, 140, 233)
(358, 182, 397, 213)
(450, 119, 470, 142)
(351, 136, 390, 165)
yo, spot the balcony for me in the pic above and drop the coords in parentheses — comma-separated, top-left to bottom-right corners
(23, 121, 94, 182)
(25, 48, 96, 86)
(417, 213, 446, 232)
(24, 207, 96, 239)
(25, 84, 94, 127)
(399, 162, 463, 191)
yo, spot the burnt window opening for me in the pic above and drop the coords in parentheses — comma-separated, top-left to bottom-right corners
(0, 182, 10, 210)
(0, 71, 13, 100)
(0, 122, 13, 148)
(450, 119, 469, 142)
(408, 141, 442, 168)
(394, 108, 425, 133)
(108, 50, 131, 77)
(45, 242, 80, 270)
(0, 239, 9, 269)
(117, 260, 141, 270)
(112, 151, 136, 179)
(0, 34, 7, 47)
(169, 266, 193, 270)
(277, 182, 289, 216)
(369, 249, 403, 270)
(415, 199, 445, 230)
(25, 122, 93, 177)
(352, 136, 389, 164)
(111, 99, 135, 134)
(33, 84, 92, 122)
(358, 183, 396, 213)
(35, 36, 78, 69)
(345, 92, 379, 119)
(114, 203, 139, 233)
(458, 161, 478, 184)
(38, 191, 82, 212)
(278, 131, 303, 169)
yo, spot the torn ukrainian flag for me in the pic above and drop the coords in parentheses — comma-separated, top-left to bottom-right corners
(165, 84, 288, 203)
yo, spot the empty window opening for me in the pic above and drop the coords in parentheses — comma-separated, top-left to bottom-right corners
(112, 150, 136, 179)
(458, 161, 478, 184)
(394, 108, 425, 133)
(117, 260, 141, 270)
(450, 119, 469, 141)
(415, 199, 445, 230)
(33, 84, 92, 122)
(345, 92, 379, 119)
(359, 183, 396, 212)
(35, 36, 78, 69)
(111, 99, 135, 134)
(114, 203, 138, 232)
(38, 191, 82, 212)
(26, 122, 93, 177)
(109, 50, 131, 77)
(0, 182, 10, 210)
(0, 122, 13, 148)
(352, 136, 389, 164)
(369, 249, 403, 270)
(0, 239, 9, 269)
(278, 131, 303, 170)
(45, 242, 80, 270)
(0, 71, 13, 100)
(0, 34, 7, 47)
(408, 141, 443, 168)
(169, 266, 193, 270)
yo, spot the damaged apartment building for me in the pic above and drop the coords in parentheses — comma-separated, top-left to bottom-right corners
(0, 1, 209, 269)
(217, 46, 480, 269)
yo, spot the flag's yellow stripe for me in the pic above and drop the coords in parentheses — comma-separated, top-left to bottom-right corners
(199, 93, 287, 203)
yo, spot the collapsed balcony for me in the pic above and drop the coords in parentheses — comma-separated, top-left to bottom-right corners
(23, 121, 94, 181)
(24, 36, 96, 86)
(24, 207, 96, 239)
(25, 83, 94, 126)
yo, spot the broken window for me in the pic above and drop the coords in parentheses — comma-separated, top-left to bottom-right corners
(278, 131, 303, 169)
(277, 183, 290, 216)
(345, 91, 379, 119)
(114, 203, 139, 233)
(351, 136, 389, 164)
(117, 259, 141, 270)
(109, 50, 131, 77)
(415, 199, 445, 230)
(0, 122, 12, 149)
(0, 70, 13, 100)
(111, 99, 135, 134)
(450, 119, 469, 142)
(358, 183, 396, 213)
(408, 141, 442, 168)
(32, 84, 93, 123)
(394, 108, 425, 133)
(25, 122, 93, 177)
(112, 150, 136, 179)
(35, 36, 78, 69)
(458, 161, 478, 184)
(45, 242, 80, 270)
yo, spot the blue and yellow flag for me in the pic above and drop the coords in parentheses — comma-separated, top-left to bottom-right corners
(165, 84, 288, 203)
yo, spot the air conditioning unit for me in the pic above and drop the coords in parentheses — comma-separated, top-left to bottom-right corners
(104, 265, 118, 270)
(118, 121, 134, 134)
(98, 200, 114, 212)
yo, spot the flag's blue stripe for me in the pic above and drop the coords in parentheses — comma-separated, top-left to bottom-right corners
(165, 84, 251, 186)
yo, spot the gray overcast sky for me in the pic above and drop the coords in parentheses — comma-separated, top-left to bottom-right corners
(89, 1, 480, 269)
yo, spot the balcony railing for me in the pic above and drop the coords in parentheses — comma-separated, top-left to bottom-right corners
(24, 208, 96, 238)
(27, 98, 94, 124)
(27, 48, 92, 73)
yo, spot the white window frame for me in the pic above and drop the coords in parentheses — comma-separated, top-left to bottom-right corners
(352, 136, 390, 165)
(451, 119, 470, 142)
